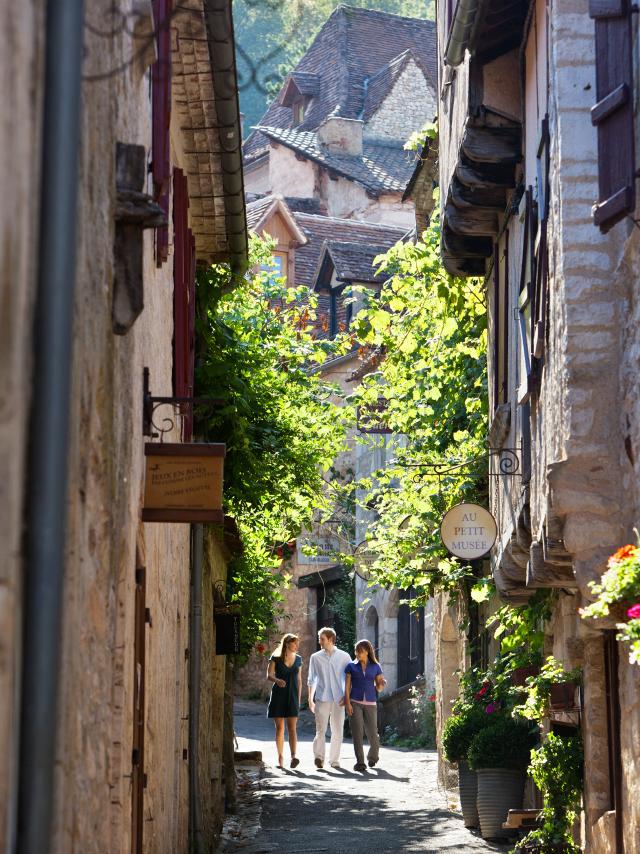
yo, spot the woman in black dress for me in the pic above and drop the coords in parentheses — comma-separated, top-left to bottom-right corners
(267, 633, 302, 768)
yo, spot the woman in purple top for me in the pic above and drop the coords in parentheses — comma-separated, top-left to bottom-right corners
(344, 639, 386, 772)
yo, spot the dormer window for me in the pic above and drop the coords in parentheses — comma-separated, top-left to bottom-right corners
(292, 98, 307, 127)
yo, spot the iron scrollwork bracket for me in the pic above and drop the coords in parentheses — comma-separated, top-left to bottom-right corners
(142, 367, 224, 439)
(409, 444, 522, 482)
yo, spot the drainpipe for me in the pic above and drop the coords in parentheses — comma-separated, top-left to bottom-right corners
(16, 0, 84, 852)
(189, 523, 205, 853)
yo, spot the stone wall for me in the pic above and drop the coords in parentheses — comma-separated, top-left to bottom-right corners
(0, 0, 42, 845)
(364, 59, 436, 143)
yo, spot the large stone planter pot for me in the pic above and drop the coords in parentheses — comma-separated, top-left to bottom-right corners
(458, 760, 479, 828)
(476, 768, 525, 839)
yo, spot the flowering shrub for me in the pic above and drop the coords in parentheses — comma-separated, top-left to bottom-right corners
(580, 543, 640, 666)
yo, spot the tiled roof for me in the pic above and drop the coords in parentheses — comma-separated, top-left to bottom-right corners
(245, 195, 275, 231)
(289, 71, 321, 97)
(362, 49, 434, 122)
(255, 125, 416, 194)
(244, 6, 436, 161)
(292, 212, 405, 288)
(318, 240, 395, 285)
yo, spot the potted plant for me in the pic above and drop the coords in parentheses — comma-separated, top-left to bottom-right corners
(514, 732, 583, 853)
(467, 715, 539, 839)
(442, 705, 490, 828)
(580, 543, 640, 666)
(514, 657, 582, 721)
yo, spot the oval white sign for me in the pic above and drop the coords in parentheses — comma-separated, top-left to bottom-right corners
(440, 502, 497, 560)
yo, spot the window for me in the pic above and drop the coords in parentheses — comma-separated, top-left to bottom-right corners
(152, 0, 173, 266)
(292, 98, 307, 127)
(259, 251, 287, 283)
(589, 0, 635, 232)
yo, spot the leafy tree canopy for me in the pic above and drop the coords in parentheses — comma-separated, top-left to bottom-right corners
(343, 215, 488, 604)
(195, 236, 350, 657)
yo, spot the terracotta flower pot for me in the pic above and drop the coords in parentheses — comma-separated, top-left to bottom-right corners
(549, 681, 578, 711)
(457, 760, 479, 828)
(476, 768, 525, 839)
(511, 665, 540, 687)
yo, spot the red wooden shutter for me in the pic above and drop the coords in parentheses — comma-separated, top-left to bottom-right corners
(152, 0, 173, 265)
(172, 169, 196, 440)
(589, 0, 635, 232)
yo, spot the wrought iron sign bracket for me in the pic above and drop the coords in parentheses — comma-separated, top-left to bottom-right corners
(409, 443, 522, 482)
(142, 367, 224, 439)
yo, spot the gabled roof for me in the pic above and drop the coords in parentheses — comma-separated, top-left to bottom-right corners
(244, 6, 436, 161)
(292, 212, 406, 288)
(245, 195, 308, 245)
(313, 240, 394, 289)
(280, 71, 321, 105)
(362, 49, 434, 122)
(255, 125, 416, 195)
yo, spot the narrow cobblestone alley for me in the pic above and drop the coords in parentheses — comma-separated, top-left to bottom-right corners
(221, 702, 511, 854)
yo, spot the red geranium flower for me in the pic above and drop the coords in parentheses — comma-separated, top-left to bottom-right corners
(609, 544, 637, 565)
(428, 694, 437, 702)
(475, 682, 490, 699)
(256, 643, 265, 654)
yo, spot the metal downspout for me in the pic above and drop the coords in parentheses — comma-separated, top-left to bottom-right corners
(189, 523, 205, 853)
(16, 0, 84, 852)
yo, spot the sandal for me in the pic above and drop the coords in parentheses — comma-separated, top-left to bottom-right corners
(290, 757, 300, 768)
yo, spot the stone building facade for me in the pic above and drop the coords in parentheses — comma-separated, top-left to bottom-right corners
(437, 0, 640, 849)
(0, 2, 246, 852)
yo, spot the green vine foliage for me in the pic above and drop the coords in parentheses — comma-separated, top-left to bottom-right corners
(514, 733, 583, 854)
(514, 656, 583, 723)
(345, 215, 488, 604)
(195, 236, 349, 659)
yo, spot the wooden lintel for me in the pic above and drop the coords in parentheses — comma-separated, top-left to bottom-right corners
(462, 126, 522, 166)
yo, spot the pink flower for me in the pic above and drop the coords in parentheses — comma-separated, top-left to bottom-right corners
(626, 604, 640, 620)
(485, 702, 500, 714)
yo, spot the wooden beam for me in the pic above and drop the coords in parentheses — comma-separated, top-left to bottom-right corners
(442, 223, 493, 258)
(446, 204, 499, 236)
(456, 162, 515, 190)
(451, 176, 506, 210)
(462, 126, 522, 165)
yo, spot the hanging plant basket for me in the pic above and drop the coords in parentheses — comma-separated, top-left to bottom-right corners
(549, 681, 578, 710)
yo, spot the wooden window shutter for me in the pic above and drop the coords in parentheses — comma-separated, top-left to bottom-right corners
(152, 0, 173, 265)
(172, 169, 196, 440)
(589, 0, 635, 232)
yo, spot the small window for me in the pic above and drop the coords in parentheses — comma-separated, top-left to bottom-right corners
(260, 251, 287, 283)
(292, 99, 307, 127)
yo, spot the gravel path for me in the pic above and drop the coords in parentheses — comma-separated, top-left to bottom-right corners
(221, 701, 512, 854)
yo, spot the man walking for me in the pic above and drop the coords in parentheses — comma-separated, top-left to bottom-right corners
(307, 627, 352, 769)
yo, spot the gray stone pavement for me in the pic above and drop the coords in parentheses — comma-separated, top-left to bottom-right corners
(219, 701, 513, 854)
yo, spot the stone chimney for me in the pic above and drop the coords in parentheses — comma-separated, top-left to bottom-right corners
(317, 115, 363, 156)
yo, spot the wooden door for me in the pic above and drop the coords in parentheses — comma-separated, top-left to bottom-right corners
(397, 590, 424, 688)
(131, 564, 147, 854)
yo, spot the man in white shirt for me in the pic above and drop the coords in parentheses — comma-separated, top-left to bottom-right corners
(307, 626, 352, 769)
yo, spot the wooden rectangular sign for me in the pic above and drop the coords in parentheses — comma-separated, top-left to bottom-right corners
(142, 443, 225, 522)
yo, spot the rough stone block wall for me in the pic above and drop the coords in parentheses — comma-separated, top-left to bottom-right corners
(0, 0, 43, 844)
(365, 60, 436, 143)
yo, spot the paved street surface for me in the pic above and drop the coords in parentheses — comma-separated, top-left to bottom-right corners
(221, 701, 512, 854)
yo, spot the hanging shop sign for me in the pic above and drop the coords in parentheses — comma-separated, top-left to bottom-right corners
(142, 443, 225, 523)
(440, 502, 497, 560)
(214, 607, 241, 655)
